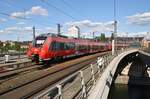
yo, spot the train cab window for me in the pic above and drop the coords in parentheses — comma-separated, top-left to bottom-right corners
(34, 36, 47, 47)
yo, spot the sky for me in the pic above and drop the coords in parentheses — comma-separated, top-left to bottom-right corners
(0, 0, 150, 41)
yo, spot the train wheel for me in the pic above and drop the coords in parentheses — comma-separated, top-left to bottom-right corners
(35, 59, 39, 64)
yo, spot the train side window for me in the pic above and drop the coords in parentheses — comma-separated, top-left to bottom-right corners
(50, 41, 55, 51)
(60, 42, 64, 50)
(56, 42, 60, 50)
(65, 43, 70, 50)
(51, 41, 60, 51)
(70, 43, 75, 49)
(75, 44, 80, 51)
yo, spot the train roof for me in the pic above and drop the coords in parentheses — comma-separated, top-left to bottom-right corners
(37, 33, 68, 38)
(36, 33, 107, 45)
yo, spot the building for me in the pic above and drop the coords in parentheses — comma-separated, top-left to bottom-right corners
(67, 26, 80, 38)
(143, 39, 150, 48)
(20, 41, 31, 49)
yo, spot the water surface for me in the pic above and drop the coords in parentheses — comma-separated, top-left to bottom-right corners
(108, 84, 150, 99)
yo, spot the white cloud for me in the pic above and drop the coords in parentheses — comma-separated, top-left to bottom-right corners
(17, 22, 25, 25)
(0, 26, 56, 35)
(0, 26, 57, 41)
(44, 27, 57, 33)
(65, 20, 114, 33)
(30, 6, 48, 16)
(10, 12, 26, 19)
(23, 26, 32, 31)
(127, 12, 150, 26)
(10, 6, 48, 19)
(5, 26, 21, 31)
(0, 18, 7, 23)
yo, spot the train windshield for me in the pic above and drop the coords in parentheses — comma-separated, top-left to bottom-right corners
(33, 36, 47, 47)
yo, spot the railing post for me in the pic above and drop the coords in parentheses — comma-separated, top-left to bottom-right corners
(103, 56, 106, 68)
(106, 55, 108, 66)
(97, 57, 101, 74)
(57, 84, 63, 99)
(5, 55, 10, 63)
(80, 71, 87, 98)
(101, 56, 104, 71)
(97, 61, 100, 75)
(91, 64, 96, 85)
(108, 54, 110, 63)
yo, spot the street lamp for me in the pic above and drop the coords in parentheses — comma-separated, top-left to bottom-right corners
(112, 0, 117, 55)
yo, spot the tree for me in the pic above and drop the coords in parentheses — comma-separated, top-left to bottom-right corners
(4, 42, 11, 52)
(100, 33, 106, 41)
(15, 42, 20, 51)
(0, 41, 3, 53)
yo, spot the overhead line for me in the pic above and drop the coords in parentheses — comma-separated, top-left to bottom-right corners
(0, 0, 65, 31)
(61, 0, 86, 18)
(0, 12, 28, 20)
(61, 0, 74, 10)
(41, 0, 77, 20)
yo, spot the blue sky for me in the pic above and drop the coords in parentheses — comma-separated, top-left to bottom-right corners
(0, 0, 150, 41)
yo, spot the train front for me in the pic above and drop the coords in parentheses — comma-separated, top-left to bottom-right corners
(27, 35, 47, 63)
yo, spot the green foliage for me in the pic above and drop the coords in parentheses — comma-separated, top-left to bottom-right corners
(0, 41, 27, 53)
(0, 42, 3, 48)
(99, 33, 106, 41)
(4, 42, 11, 52)
(15, 42, 20, 51)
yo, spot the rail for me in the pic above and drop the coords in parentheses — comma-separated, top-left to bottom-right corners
(34, 50, 123, 99)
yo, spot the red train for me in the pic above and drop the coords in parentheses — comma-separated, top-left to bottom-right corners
(27, 33, 112, 63)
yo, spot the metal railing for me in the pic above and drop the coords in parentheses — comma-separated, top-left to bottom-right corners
(34, 50, 124, 99)
(0, 55, 27, 63)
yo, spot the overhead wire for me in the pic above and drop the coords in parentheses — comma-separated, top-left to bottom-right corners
(0, 12, 28, 20)
(61, 0, 86, 19)
(0, 0, 57, 26)
(41, 0, 77, 20)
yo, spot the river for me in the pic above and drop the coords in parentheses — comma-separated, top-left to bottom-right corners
(108, 84, 150, 99)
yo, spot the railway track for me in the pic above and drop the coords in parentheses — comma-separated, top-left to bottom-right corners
(0, 53, 98, 83)
(0, 60, 33, 76)
(0, 64, 42, 84)
(0, 52, 109, 99)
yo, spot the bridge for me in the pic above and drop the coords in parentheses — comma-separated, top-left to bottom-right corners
(31, 49, 150, 99)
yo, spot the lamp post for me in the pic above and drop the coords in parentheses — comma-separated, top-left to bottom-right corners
(112, 0, 117, 55)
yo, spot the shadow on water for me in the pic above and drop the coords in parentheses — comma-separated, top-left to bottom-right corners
(108, 84, 150, 99)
